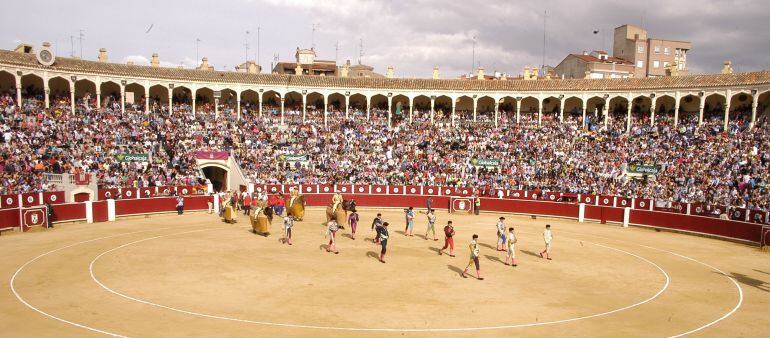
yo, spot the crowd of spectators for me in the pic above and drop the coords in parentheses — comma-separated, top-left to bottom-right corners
(1, 90, 769, 213)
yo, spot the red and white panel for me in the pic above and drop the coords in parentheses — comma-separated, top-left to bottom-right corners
(282, 184, 298, 194)
(545, 192, 561, 202)
(1, 194, 18, 209)
(405, 186, 422, 195)
(690, 203, 708, 216)
(528, 191, 541, 200)
(179, 186, 196, 196)
(157, 186, 173, 196)
(633, 198, 651, 210)
(98, 189, 118, 200)
(354, 185, 369, 194)
(730, 207, 748, 221)
(671, 202, 687, 214)
(21, 207, 48, 231)
(616, 197, 631, 208)
(424, 186, 439, 196)
(266, 184, 282, 194)
(456, 187, 472, 196)
(140, 187, 156, 198)
(301, 184, 317, 194)
(21, 193, 41, 207)
(440, 187, 453, 196)
(371, 185, 387, 194)
(508, 190, 526, 199)
(335, 184, 354, 194)
(712, 205, 726, 216)
(388, 185, 405, 195)
(579, 194, 597, 205)
(43, 191, 65, 204)
(121, 188, 137, 199)
(598, 195, 614, 207)
(318, 184, 334, 194)
(450, 197, 473, 214)
(750, 210, 768, 224)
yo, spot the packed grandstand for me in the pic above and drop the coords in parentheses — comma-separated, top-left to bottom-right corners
(1, 47, 770, 220)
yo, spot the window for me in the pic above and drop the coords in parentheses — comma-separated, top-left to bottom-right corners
(654, 46, 660, 53)
(637, 45, 645, 53)
(664, 47, 670, 55)
(637, 60, 644, 68)
(653, 61, 660, 68)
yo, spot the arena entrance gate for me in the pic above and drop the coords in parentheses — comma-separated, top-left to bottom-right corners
(202, 166, 228, 192)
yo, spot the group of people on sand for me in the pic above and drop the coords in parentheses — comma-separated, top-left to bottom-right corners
(279, 194, 555, 279)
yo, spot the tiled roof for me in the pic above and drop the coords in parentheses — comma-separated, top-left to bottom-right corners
(1, 49, 769, 92)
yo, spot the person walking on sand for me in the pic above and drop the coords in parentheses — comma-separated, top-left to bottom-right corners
(439, 221, 456, 257)
(505, 227, 518, 267)
(325, 219, 340, 254)
(540, 224, 553, 260)
(462, 234, 484, 280)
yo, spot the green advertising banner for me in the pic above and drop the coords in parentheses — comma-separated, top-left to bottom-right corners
(116, 153, 150, 162)
(626, 164, 661, 175)
(470, 158, 501, 167)
(277, 154, 309, 162)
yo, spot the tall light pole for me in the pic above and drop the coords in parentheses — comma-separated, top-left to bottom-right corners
(79, 30, 85, 59)
(471, 35, 477, 77)
(542, 10, 548, 75)
(245, 30, 250, 61)
(257, 26, 261, 66)
(196, 38, 201, 65)
(311, 23, 318, 49)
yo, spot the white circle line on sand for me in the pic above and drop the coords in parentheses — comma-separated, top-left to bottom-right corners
(637, 244, 744, 338)
(88, 229, 670, 332)
(549, 229, 744, 338)
(9, 226, 192, 338)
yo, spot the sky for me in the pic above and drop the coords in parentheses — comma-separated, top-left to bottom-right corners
(1, 0, 767, 78)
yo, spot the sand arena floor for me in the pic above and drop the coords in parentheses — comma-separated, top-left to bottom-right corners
(1, 207, 769, 337)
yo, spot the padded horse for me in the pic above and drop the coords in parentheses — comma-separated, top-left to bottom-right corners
(285, 195, 306, 221)
(325, 199, 350, 226)
(250, 206, 274, 236)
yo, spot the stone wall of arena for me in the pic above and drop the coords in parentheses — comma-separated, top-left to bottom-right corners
(0, 185, 764, 245)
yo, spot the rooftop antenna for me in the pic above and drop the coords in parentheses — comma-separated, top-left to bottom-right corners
(311, 23, 318, 50)
(358, 38, 364, 65)
(271, 53, 279, 73)
(70, 35, 74, 57)
(335, 41, 340, 65)
(244, 30, 250, 61)
(196, 38, 201, 65)
(471, 35, 477, 77)
(78, 29, 85, 59)
(257, 26, 261, 67)
(542, 10, 548, 75)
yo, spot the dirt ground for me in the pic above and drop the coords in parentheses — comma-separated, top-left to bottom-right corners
(0, 207, 768, 337)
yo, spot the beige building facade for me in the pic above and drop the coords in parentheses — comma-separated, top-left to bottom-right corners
(555, 51, 635, 79)
(613, 25, 691, 78)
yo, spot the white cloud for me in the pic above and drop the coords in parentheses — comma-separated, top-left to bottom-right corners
(121, 55, 150, 65)
(3, 0, 768, 77)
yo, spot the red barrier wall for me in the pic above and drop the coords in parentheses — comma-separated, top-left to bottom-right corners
(584, 205, 625, 223)
(51, 203, 86, 222)
(629, 209, 761, 243)
(0, 209, 20, 228)
(482, 198, 579, 218)
(2, 187, 764, 244)
(115, 196, 211, 216)
(93, 201, 109, 222)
